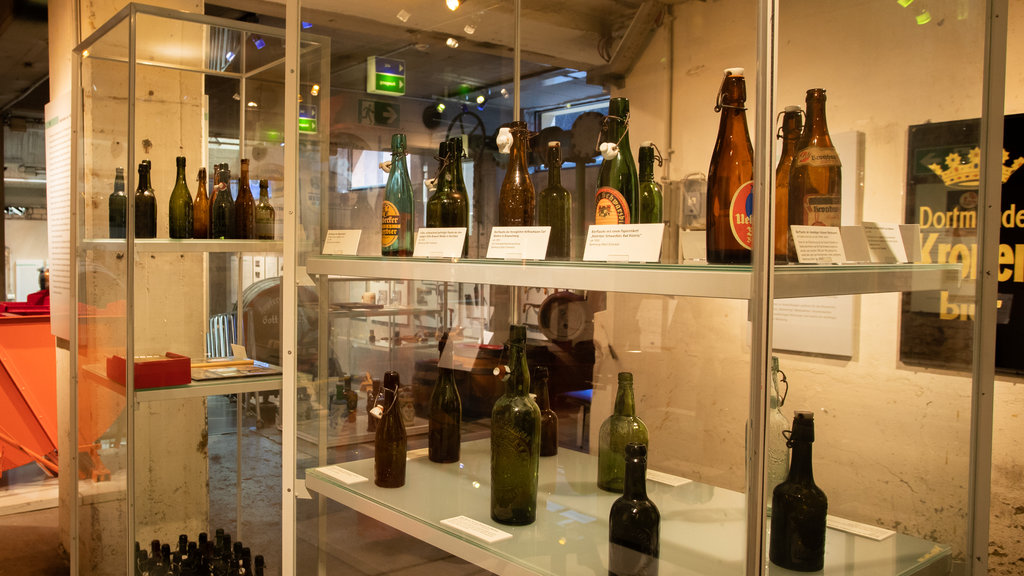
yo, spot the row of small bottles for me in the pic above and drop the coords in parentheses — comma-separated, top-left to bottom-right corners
(108, 158, 276, 240)
(134, 530, 264, 576)
(378, 108, 664, 260)
(707, 67, 842, 264)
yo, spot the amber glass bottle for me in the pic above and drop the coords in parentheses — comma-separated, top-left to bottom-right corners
(706, 68, 754, 264)
(498, 121, 535, 227)
(774, 106, 803, 262)
(787, 89, 842, 261)
(255, 179, 275, 240)
(193, 168, 210, 239)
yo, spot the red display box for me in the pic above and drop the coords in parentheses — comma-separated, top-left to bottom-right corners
(106, 353, 191, 389)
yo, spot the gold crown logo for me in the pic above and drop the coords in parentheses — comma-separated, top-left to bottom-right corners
(927, 147, 1024, 188)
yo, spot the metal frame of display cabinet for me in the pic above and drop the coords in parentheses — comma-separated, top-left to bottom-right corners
(69, 4, 330, 575)
(279, 1, 1008, 576)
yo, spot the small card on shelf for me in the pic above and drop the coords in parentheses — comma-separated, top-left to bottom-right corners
(790, 225, 846, 264)
(647, 469, 692, 487)
(322, 230, 362, 255)
(412, 228, 467, 258)
(583, 223, 664, 263)
(440, 516, 513, 544)
(863, 222, 909, 263)
(486, 226, 551, 260)
(826, 515, 895, 541)
(319, 465, 368, 485)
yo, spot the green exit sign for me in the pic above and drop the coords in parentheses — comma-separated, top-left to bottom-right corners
(367, 56, 406, 96)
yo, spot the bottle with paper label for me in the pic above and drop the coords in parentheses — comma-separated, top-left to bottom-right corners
(788, 88, 841, 261)
(595, 97, 638, 225)
(706, 68, 754, 263)
(382, 133, 414, 256)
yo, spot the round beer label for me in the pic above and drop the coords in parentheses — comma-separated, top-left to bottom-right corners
(729, 180, 754, 250)
(381, 201, 400, 248)
(795, 146, 841, 167)
(595, 186, 630, 225)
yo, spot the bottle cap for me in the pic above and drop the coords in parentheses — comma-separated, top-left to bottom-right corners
(725, 67, 745, 76)
(640, 140, 655, 148)
(548, 141, 560, 148)
(784, 105, 801, 113)
(496, 127, 513, 154)
(599, 142, 619, 160)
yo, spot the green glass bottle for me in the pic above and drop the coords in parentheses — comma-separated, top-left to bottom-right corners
(769, 411, 828, 571)
(108, 167, 127, 239)
(168, 156, 193, 239)
(608, 442, 660, 576)
(429, 332, 462, 463)
(382, 133, 414, 256)
(233, 159, 255, 239)
(255, 178, 275, 240)
(595, 97, 638, 225)
(448, 137, 470, 256)
(491, 324, 541, 525)
(533, 366, 558, 457)
(537, 142, 571, 260)
(374, 371, 407, 488)
(425, 140, 453, 227)
(192, 168, 210, 239)
(210, 163, 234, 239)
(135, 160, 157, 239)
(598, 372, 649, 493)
(498, 121, 535, 227)
(637, 144, 663, 224)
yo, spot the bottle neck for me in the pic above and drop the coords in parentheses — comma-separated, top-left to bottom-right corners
(622, 454, 649, 500)
(639, 149, 655, 182)
(260, 185, 269, 200)
(536, 377, 551, 409)
(509, 129, 530, 173)
(614, 382, 637, 417)
(547, 162, 561, 187)
(507, 343, 530, 396)
(392, 148, 408, 171)
(787, 441, 814, 483)
(115, 172, 125, 193)
(239, 164, 250, 190)
(451, 150, 465, 190)
(803, 98, 831, 144)
(175, 162, 187, 185)
(138, 168, 151, 192)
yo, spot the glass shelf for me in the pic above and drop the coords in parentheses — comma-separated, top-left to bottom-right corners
(305, 439, 951, 576)
(81, 365, 281, 401)
(304, 256, 961, 300)
(81, 238, 283, 253)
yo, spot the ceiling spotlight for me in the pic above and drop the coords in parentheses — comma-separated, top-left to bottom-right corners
(251, 35, 266, 50)
(226, 51, 236, 62)
(397, 9, 411, 22)
(436, 102, 446, 113)
(476, 94, 486, 105)
(916, 9, 931, 23)
(247, 101, 258, 108)
(500, 88, 509, 98)
(446, 37, 460, 48)
(464, 24, 476, 35)
(311, 84, 320, 96)
(446, 0, 463, 11)
(82, 50, 90, 58)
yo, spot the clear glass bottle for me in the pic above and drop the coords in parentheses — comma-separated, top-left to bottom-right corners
(608, 442, 660, 576)
(766, 356, 790, 501)
(192, 167, 210, 239)
(168, 156, 193, 239)
(537, 142, 572, 260)
(787, 88, 842, 262)
(255, 178, 275, 240)
(598, 372, 649, 493)
(769, 411, 828, 571)
(595, 97, 638, 225)
(108, 167, 127, 239)
(429, 332, 462, 463)
(374, 371, 407, 488)
(706, 68, 754, 264)
(498, 121, 536, 227)
(134, 160, 157, 239)
(233, 159, 255, 239)
(490, 324, 541, 525)
(382, 133, 414, 256)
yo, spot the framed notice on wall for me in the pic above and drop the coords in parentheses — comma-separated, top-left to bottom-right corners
(900, 114, 1024, 373)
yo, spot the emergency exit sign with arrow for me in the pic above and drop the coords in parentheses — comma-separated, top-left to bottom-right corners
(359, 99, 400, 128)
(366, 56, 406, 96)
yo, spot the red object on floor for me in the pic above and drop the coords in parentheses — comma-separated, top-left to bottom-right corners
(0, 315, 58, 473)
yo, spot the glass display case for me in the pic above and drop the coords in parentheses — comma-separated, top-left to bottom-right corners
(71, 5, 327, 575)
(285, 1, 1003, 576)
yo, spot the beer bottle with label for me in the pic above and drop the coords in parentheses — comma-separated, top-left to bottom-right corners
(595, 97, 638, 225)
(210, 163, 234, 239)
(706, 68, 754, 264)
(788, 88, 841, 261)
(135, 160, 157, 239)
(108, 167, 127, 238)
(498, 121, 535, 227)
(382, 133, 414, 256)
(193, 167, 210, 239)
(774, 106, 803, 262)
(608, 443, 660, 576)
(234, 159, 255, 239)
(374, 371, 407, 488)
(770, 411, 828, 571)
(598, 372, 649, 493)
(637, 142, 663, 224)
(537, 142, 572, 260)
(491, 324, 541, 525)
(428, 332, 461, 463)
(255, 179, 275, 240)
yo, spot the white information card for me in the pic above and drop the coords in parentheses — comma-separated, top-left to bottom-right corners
(440, 516, 513, 544)
(486, 226, 551, 260)
(319, 465, 368, 485)
(863, 222, 909, 263)
(790, 226, 846, 264)
(413, 227, 467, 258)
(583, 223, 665, 263)
(322, 229, 362, 255)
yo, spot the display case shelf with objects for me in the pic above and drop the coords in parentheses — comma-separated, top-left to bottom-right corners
(284, 0, 1007, 575)
(70, 4, 328, 575)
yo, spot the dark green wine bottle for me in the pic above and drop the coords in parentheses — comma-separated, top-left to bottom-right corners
(429, 332, 462, 463)
(168, 156, 193, 239)
(533, 366, 558, 457)
(382, 134, 414, 256)
(608, 442, 660, 576)
(425, 140, 452, 227)
(374, 371, 407, 488)
(769, 411, 828, 572)
(109, 167, 127, 238)
(255, 178, 275, 240)
(448, 137, 470, 256)
(598, 372, 649, 493)
(210, 163, 234, 239)
(233, 159, 255, 239)
(595, 98, 638, 225)
(135, 160, 157, 239)
(193, 168, 210, 239)
(637, 144, 663, 224)
(490, 324, 541, 525)
(537, 142, 571, 260)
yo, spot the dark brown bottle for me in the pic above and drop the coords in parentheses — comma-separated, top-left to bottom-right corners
(774, 106, 802, 262)
(706, 68, 754, 264)
(428, 332, 461, 463)
(193, 167, 210, 239)
(787, 89, 841, 261)
(498, 121, 535, 226)
(210, 163, 234, 239)
(234, 159, 255, 239)
(374, 371, 407, 488)
(533, 366, 558, 457)
(108, 167, 127, 238)
(135, 160, 157, 239)
(608, 443, 660, 576)
(769, 411, 828, 572)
